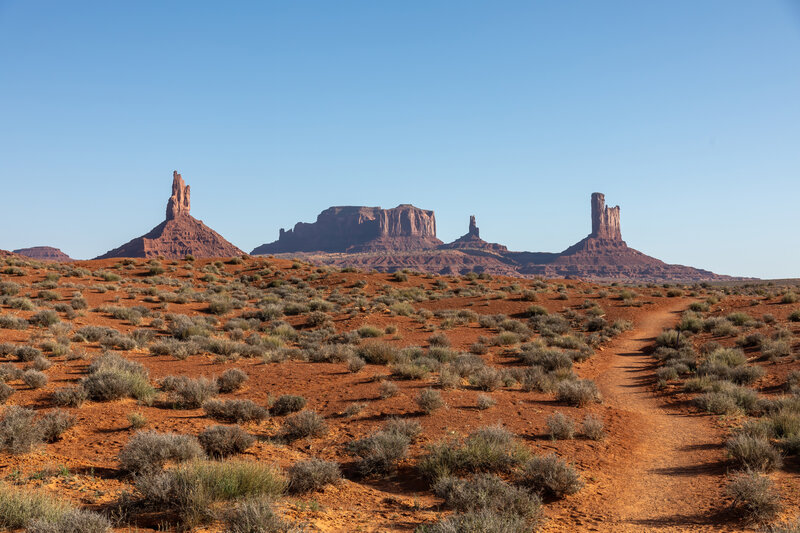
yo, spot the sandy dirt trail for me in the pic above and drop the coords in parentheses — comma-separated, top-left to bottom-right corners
(554, 299, 740, 533)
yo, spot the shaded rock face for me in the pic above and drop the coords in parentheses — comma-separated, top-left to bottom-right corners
(468, 215, 479, 238)
(96, 171, 243, 260)
(13, 247, 73, 262)
(440, 216, 508, 253)
(166, 171, 191, 220)
(252, 204, 443, 254)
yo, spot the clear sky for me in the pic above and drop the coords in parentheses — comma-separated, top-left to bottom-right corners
(1, 1, 798, 278)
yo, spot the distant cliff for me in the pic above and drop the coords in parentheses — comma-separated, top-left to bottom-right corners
(256, 193, 743, 283)
(13, 247, 74, 262)
(252, 204, 443, 254)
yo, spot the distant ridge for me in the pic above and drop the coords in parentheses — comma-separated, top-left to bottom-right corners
(13, 246, 74, 262)
(95, 171, 243, 260)
(253, 193, 745, 283)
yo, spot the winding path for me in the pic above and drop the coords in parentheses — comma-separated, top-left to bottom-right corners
(561, 300, 738, 532)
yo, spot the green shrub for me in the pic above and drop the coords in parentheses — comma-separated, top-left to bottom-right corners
(417, 509, 528, 533)
(348, 430, 410, 476)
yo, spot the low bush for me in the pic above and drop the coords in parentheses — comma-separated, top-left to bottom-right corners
(417, 509, 528, 533)
(727, 470, 781, 523)
(416, 388, 445, 414)
(546, 412, 575, 440)
(83, 352, 154, 403)
(118, 430, 204, 474)
(166, 376, 219, 409)
(0, 485, 109, 531)
(287, 458, 341, 493)
(26, 508, 112, 533)
(52, 386, 87, 408)
(198, 425, 255, 458)
(204, 399, 268, 423)
(137, 461, 287, 527)
(38, 410, 75, 443)
(0, 406, 42, 454)
(476, 394, 496, 410)
(726, 434, 782, 472)
(270, 394, 306, 416)
(581, 414, 605, 440)
(22, 369, 48, 389)
(224, 497, 299, 533)
(216, 368, 248, 393)
(517, 453, 583, 498)
(356, 342, 399, 365)
(433, 473, 542, 524)
(0, 382, 14, 404)
(348, 429, 410, 477)
(281, 410, 327, 441)
(556, 379, 601, 407)
(419, 426, 530, 481)
(379, 380, 398, 399)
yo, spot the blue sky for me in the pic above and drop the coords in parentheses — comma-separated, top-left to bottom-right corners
(0, 1, 798, 278)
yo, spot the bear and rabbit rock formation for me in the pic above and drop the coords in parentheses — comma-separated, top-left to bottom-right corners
(95, 171, 243, 260)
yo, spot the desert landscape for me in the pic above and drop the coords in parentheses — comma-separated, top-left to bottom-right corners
(1, 246, 800, 532)
(2, 2, 798, 532)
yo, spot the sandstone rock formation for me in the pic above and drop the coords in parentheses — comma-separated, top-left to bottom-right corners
(261, 193, 742, 282)
(13, 247, 74, 262)
(439, 216, 508, 252)
(251, 204, 443, 255)
(96, 171, 243, 260)
(166, 171, 191, 220)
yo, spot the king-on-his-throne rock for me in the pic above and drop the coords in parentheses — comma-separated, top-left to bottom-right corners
(252, 192, 739, 282)
(95, 171, 243, 260)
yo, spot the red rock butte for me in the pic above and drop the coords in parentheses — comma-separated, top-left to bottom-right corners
(252, 193, 742, 282)
(251, 204, 443, 254)
(95, 171, 243, 260)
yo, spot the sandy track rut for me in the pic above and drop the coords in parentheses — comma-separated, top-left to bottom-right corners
(555, 300, 739, 532)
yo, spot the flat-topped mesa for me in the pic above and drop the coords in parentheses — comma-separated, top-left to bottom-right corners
(590, 192, 621, 241)
(251, 204, 443, 254)
(166, 171, 191, 220)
